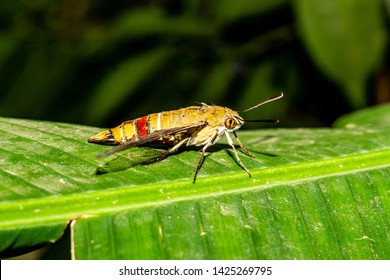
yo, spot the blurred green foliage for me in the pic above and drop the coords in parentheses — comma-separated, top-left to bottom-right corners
(0, 0, 388, 128)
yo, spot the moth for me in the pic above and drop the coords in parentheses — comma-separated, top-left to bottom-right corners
(88, 93, 283, 182)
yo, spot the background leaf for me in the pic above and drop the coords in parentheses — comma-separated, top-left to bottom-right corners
(83, 48, 173, 124)
(1, 1, 388, 129)
(294, 0, 387, 108)
(333, 103, 390, 128)
(1, 114, 390, 259)
(214, 0, 287, 24)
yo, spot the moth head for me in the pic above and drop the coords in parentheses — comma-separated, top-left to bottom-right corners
(222, 93, 283, 132)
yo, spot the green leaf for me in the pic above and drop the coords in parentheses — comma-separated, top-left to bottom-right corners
(214, 0, 288, 24)
(83, 48, 173, 124)
(333, 103, 390, 128)
(294, 0, 387, 108)
(193, 61, 235, 103)
(0, 48, 76, 119)
(112, 8, 212, 38)
(1, 116, 390, 259)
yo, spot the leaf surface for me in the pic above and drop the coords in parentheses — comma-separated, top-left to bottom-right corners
(0, 116, 389, 259)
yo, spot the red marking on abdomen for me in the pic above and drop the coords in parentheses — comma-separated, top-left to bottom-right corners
(136, 116, 148, 137)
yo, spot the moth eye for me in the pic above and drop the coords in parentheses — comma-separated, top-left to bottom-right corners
(225, 118, 237, 129)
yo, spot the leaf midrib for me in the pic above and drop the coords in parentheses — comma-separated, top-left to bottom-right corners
(1, 148, 390, 228)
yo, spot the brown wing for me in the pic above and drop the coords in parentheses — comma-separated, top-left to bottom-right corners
(96, 123, 206, 158)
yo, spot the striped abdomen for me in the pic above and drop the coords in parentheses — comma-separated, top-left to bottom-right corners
(88, 115, 153, 145)
(87, 107, 206, 145)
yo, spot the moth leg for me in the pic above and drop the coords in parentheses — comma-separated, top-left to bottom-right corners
(142, 137, 189, 165)
(193, 132, 219, 183)
(225, 131, 251, 177)
(232, 131, 255, 158)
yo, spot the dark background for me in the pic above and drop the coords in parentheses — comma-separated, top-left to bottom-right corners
(0, 0, 389, 129)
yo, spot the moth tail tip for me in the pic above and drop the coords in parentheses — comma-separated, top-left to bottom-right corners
(88, 130, 118, 145)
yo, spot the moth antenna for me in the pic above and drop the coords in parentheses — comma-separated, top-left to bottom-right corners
(239, 92, 284, 113)
(244, 119, 279, 123)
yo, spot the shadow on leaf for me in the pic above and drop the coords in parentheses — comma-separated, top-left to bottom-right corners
(95, 136, 279, 175)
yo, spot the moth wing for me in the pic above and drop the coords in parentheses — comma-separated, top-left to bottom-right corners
(96, 123, 206, 158)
